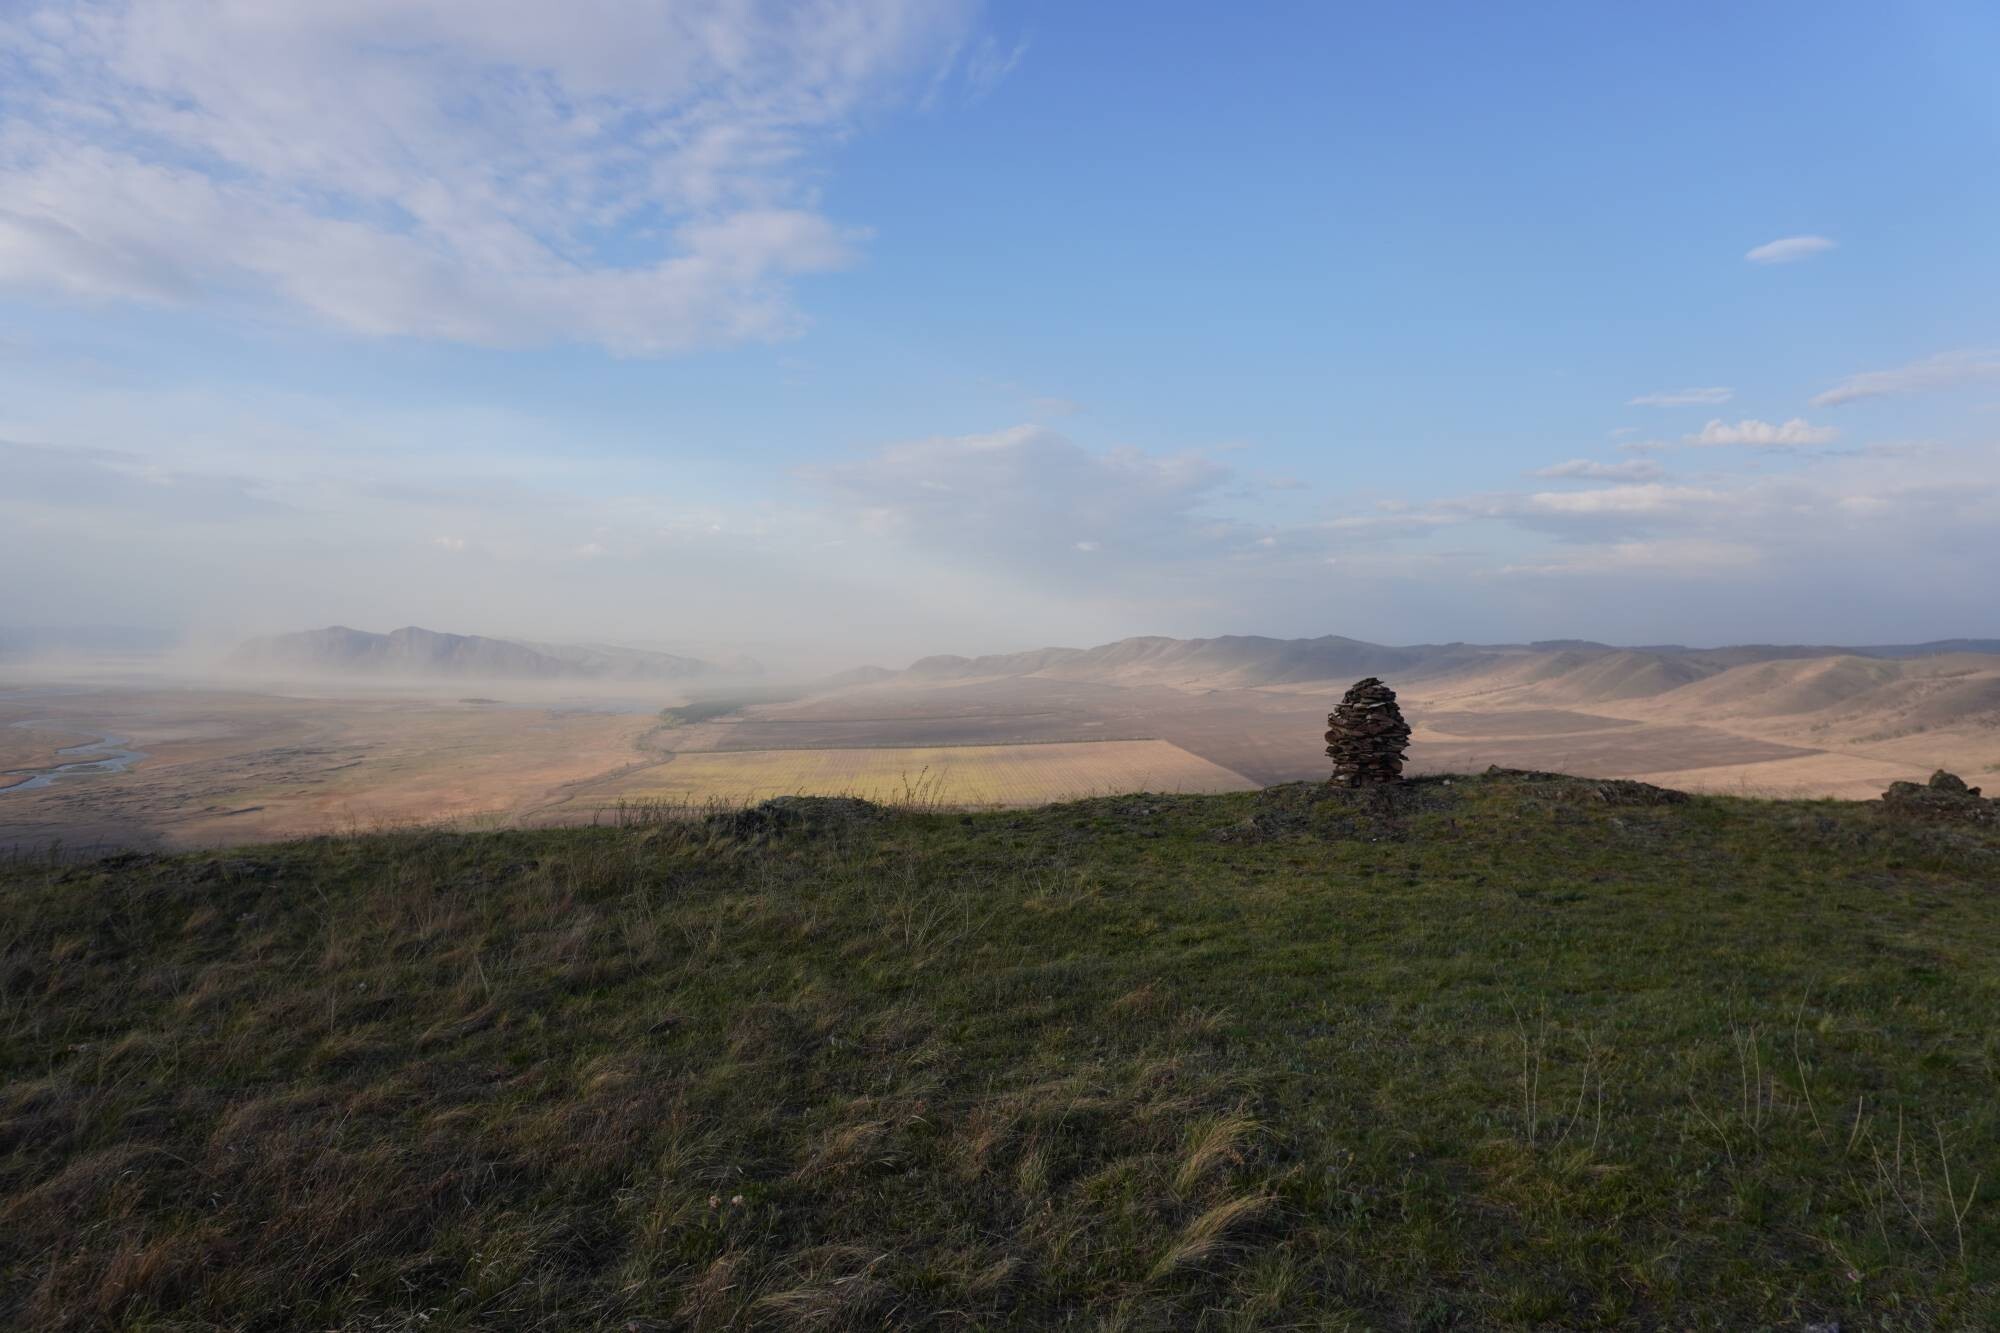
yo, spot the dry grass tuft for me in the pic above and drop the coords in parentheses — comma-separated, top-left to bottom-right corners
(1172, 1110, 1259, 1197)
(749, 1245, 891, 1329)
(793, 1117, 894, 1184)
(1148, 1193, 1276, 1281)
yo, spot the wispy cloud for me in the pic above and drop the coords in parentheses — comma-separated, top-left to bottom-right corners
(1503, 538, 1757, 578)
(1811, 348, 2000, 406)
(960, 33, 1030, 99)
(1531, 458, 1664, 481)
(1686, 418, 1836, 447)
(1745, 235, 1837, 264)
(0, 0, 992, 354)
(1517, 483, 1723, 517)
(1028, 395, 1084, 420)
(1627, 387, 1733, 407)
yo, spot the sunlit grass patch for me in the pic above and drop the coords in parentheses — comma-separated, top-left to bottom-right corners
(580, 738, 1254, 809)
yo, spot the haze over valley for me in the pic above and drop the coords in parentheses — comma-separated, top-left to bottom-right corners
(7, 623, 1996, 849)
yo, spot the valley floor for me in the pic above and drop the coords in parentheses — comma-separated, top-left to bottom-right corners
(4, 664, 1994, 851)
(3, 773, 1995, 1328)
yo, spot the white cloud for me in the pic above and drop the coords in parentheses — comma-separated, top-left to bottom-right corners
(1745, 235, 1837, 264)
(1811, 348, 2000, 407)
(1319, 511, 1456, 538)
(1519, 483, 1721, 516)
(1686, 417, 1836, 447)
(1627, 387, 1733, 407)
(1531, 458, 1664, 482)
(802, 424, 1239, 582)
(0, 0, 991, 354)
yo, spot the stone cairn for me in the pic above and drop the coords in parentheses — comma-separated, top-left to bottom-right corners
(1325, 677, 1411, 787)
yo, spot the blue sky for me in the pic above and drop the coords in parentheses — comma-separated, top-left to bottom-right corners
(2, 1, 1997, 664)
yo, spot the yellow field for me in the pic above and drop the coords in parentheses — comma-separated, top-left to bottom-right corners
(583, 739, 1256, 809)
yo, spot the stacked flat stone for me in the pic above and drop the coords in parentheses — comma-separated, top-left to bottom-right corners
(1325, 676, 1411, 787)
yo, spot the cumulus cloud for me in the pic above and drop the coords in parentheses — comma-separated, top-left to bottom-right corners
(1686, 418, 1836, 447)
(1745, 235, 1837, 264)
(1531, 458, 1664, 482)
(1811, 348, 2000, 407)
(802, 425, 1238, 581)
(1627, 387, 1733, 407)
(0, 0, 991, 353)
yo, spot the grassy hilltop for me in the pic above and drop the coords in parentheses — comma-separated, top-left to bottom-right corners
(2, 773, 1996, 1329)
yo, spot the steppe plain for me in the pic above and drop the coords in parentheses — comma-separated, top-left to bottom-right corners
(6, 637, 1998, 851)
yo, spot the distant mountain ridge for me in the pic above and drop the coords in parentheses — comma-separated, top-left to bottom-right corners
(902, 634, 1498, 688)
(229, 626, 758, 682)
(881, 632, 2000, 698)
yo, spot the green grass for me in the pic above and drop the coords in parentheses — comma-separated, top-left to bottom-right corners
(658, 699, 755, 726)
(2, 772, 1996, 1329)
(658, 687, 807, 727)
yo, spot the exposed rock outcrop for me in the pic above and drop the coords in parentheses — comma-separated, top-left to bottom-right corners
(1879, 769, 1995, 825)
(1480, 766, 1690, 806)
